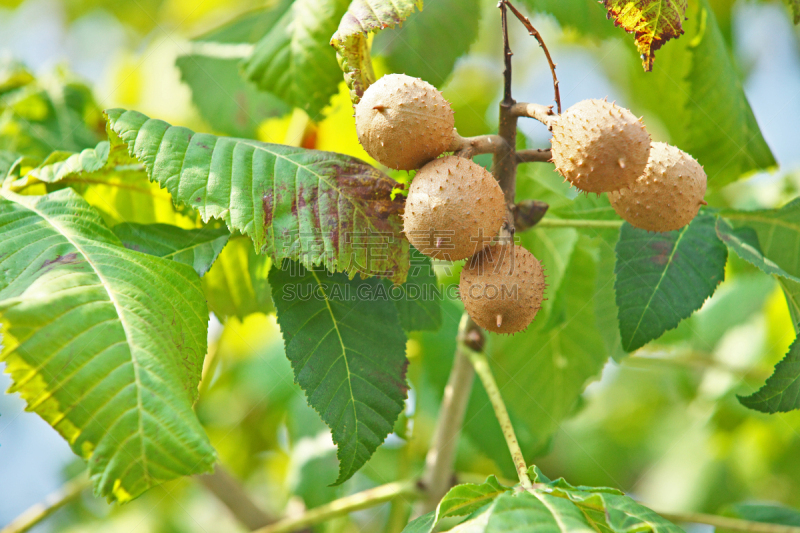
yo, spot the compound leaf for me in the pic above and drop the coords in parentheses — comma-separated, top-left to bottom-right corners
(104, 108, 409, 283)
(615, 214, 727, 351)
(602, 0, 688, 71)
(269, 261, 408, 484)
(112, 223, 230, 277)
(0, 188, 215, 503)
(242, 0, 350, 117)
(330, 0, 422, 103)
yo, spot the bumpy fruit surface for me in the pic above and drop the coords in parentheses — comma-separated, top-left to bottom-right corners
(355, 74, 455, 170)
(550, 99, 650, 193)
(609, 142, 707, 232)
(460, 244, 545, 334)
(403, 156, 506, 261)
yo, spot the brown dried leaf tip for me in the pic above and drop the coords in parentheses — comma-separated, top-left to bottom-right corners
(603, 0, 688, 71)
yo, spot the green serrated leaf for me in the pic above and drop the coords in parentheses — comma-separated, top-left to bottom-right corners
(615, 214, 727, 352)
(330, 0, 423, 103)
(242, 0, 350, 117)
(715, 217, 800, 283)
(374, 0, 481, 87)
(438, 476, 510, 519)
(112, 223, 229, 277)
(202, 237, 274, 320)
(739, 336, 800, 414)
(488, 491, 596, 532)
(391, 247, 441, 332)
(104, 108, 409, 283)
(0, 188, 215, 503)
(683, 1, 776, 187)
(269, 260, 408, 484)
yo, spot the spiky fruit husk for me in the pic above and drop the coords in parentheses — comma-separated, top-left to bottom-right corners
(609, 142, 707, 232)
(460, 244, 545, 335)
(550, 99, 651, 193)
(355, 74, 455, 170)
(403, 156, 506, 261)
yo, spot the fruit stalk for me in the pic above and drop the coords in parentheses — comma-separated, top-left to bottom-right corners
(464, 344, 534, 489)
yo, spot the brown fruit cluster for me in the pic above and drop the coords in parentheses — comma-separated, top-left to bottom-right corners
(354, 74, 546, 335)
(551, 99, 708, 233)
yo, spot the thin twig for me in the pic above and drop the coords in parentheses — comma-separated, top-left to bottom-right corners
(1, 474, 91, 533)
(516, 149, 552, 163)
(510, 102, 556, 127)
(197, 465, 275, 530)
(504, 0, 562, 114)
(535, 217, 623, 229)
(464, 346, 532, 489)
(448, 133, 509, 158)
(253, 481, 420, 533)
(656, 511, 800, 533)
(500, 0, 513, 105)
(418, 313, 480, 514)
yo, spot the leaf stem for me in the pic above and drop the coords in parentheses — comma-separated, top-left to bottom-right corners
(504, 0, 562, 114)
(656, 510, 800, 533)
(463, 346, 533, 489)
(253, 481, 420, 533)
(535, 217, 623, 229)
(1, 474, 91, 533)
(418, 313, 479, 514)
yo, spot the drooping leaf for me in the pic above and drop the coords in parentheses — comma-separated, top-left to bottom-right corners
(0, 188, 215, 503)
(739, 337, 800, 413)
(202, 237, 274, 320)
(683, 1, 776, 187)
(374, 0, 481, 87)
(602, 0, 688, 71)
(615, 214, 727, 352)
(330, 0, 423, 103)
(269, 260, 408, 484)
(242, 0, 351, 117)
(715, 217, 800, 283)
(391, 246, 442, 332)
(177, 54, 290, 139)
(112, 223, 230, 276)
(104, 108, 409, 283)
(520, 227, 578, 316)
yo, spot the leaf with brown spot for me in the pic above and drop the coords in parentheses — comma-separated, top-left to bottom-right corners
(603, 0, 688, 71)
(104, 108, 409, 284)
